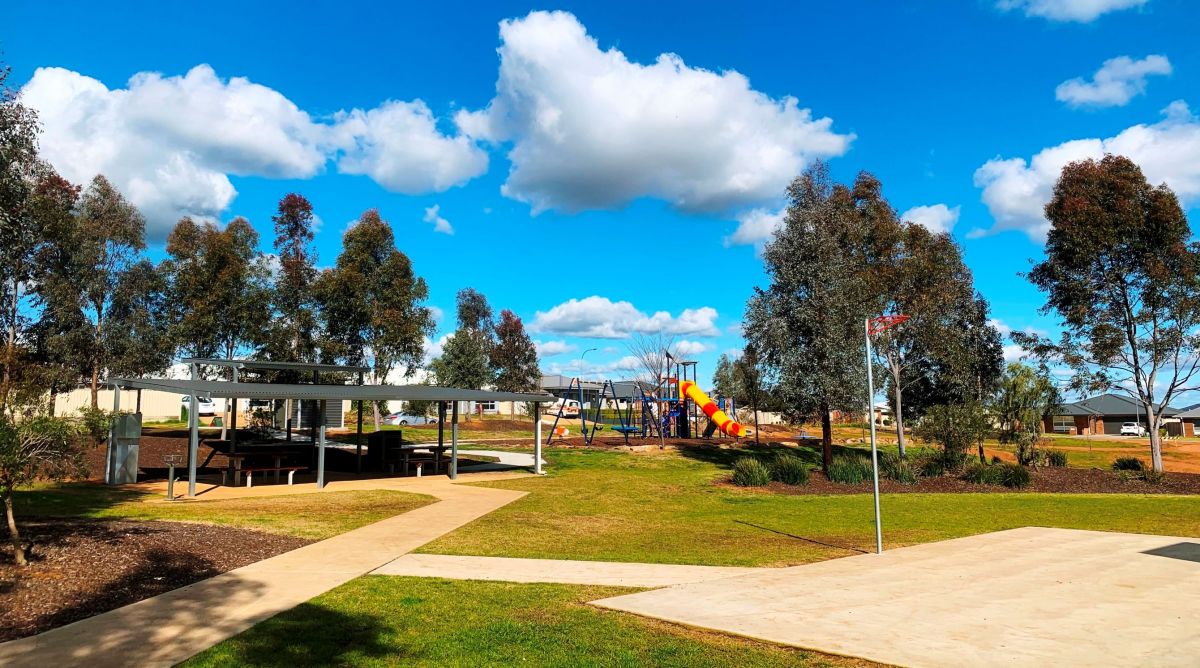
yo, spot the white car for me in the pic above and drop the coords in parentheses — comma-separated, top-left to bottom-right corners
(382, 412, 437, 426)
(1119, 422, 1146, 437)
(182, 395, 219, 416)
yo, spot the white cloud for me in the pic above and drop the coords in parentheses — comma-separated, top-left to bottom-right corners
(458, 10, 851, 215)
(334, 101, 487, 194)
(1056, 55, 1171, 108)
(996, 0, 1148, 22)
(674, 340, 710, 356)
(900, 203, 960, 235)
(535, 339, 576, 356)
(428, 306, 445, 323)
(1003, 343, 1028, 363)
(973, 100, 1200, 241)
(422, 204, 455, 235)
(722, 348, 745, 360)
(531, 296, 720, 339)
(423, 334, 451, 365)
(725, 207, 786, 247)
(542, 355, 642, 379)
(21, 65, 484, 237)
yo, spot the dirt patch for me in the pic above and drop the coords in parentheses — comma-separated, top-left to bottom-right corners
(1, 518, 310, 641)
(719, 466, 1200, 496)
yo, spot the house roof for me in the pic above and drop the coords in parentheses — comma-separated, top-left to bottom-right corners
(109, 377, 558, 403)
(1058, 393, 1180, 417)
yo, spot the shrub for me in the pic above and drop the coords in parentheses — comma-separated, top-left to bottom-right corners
(999, 463, 1031, 489)
(962, 462, 1030, 489)
(962, 462, 1004, 486)
(827, 455, 872, 485)
(1043, 449, 1068, 467)
(1112, 457, 1146, 472)
(915, 448, 964, 477)
(731, 457, 771, 487)
(771, 454, 810, 486)
(1141, 468, 1167, 485)
(879, 452, 918, 485)
(990, 455, 1004, 465)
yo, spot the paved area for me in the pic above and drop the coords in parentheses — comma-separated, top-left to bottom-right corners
(373, 554, 763, 587)
(458, 448, 545, 471)
(0, 475, 529, 668)
(593, 527, 1200, 668)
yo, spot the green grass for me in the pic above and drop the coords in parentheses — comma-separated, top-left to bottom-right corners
(182, 577, 838, 668)
(14, 484, 435, 540)
(420, 447, 1200, 567)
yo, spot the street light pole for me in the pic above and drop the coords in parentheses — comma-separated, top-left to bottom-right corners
(865, 318, 883, 555)
(579, 347, 597, 442)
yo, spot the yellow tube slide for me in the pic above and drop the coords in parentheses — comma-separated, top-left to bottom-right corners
(679, 380, 752, 438)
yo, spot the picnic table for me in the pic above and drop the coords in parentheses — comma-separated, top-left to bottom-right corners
(203, 439, 303, 486)
(384, 443, 449, 475)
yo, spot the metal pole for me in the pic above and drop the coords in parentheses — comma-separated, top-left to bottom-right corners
(188, 363, 199, 498)
(317, 399, 327, 488)
(865, 318, 883, 554)
(106, 385, 121, 484)
(356, 371, 364, 474)
(230, 366, 239, 453)
(534, 403, 543, 474)
(579, 348, 596, 443)
(450, 400, 459, 480)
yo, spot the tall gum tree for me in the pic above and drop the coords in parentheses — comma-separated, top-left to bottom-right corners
(1016, 155, 1200, 473)
(315, 209, 434, 428)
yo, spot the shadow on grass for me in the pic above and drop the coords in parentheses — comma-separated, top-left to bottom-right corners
(189, 601, 397, 667)
(734, 520, 869, 555)
(14, 483, 148, 518)
(675, 441, 866, 470)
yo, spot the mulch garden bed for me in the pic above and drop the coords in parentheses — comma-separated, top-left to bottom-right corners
(719, 466, 1200, 495)
(1, 518, 310, 642)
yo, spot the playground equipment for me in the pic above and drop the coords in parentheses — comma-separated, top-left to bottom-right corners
(680, 380, 752, 438)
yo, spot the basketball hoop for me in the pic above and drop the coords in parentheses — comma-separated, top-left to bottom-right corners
(868, 314, 910, 336)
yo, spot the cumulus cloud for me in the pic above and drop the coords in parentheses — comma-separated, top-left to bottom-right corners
(725, 207, 786, 247)
(423, 333, 452, 365)
(422, 204, 455, 235)
(334, 101, 487, 194)
(674, 340, 711, 356)
(1056, 55, 1171, 108)
(21, 65, 483, 237)
(973, 100, 1200, 241)
(996, 0, 1147, 22)
(535, 340, 577, 356)
(543, 355, 642, 379)
(900, 203, 960, 235)
(458, 10, 852, 215)
(531, 296, 720, 339)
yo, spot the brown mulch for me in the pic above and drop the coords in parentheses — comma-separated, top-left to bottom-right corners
(0, 518, 310, 642)
(719, 466, 1200, 496)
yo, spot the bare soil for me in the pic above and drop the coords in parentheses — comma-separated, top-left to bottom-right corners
(1, 518, 310, 642)
(720, 466, 1200, 496)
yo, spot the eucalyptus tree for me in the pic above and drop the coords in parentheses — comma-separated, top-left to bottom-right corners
(315, 209, 434, 427)
(0, 66, 44, 412)
(1015, 155, 1199, 473)
(744, 163, 870, 471)
(71, 176, 148, 407)
(263, 193, 320, 368)
(490, 309, 540, 420)
(991, 362, 1060, 465)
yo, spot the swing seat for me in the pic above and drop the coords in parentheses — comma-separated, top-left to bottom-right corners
(611, 426, 641, 434)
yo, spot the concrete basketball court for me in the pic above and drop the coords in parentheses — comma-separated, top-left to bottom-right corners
(593, 527, 1200, 667)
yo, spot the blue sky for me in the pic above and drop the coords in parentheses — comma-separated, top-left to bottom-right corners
(6, 0, 1200, 391)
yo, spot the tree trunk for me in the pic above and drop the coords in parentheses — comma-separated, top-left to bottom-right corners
(90, 317, 103, 409)
(820, 401, 833, 473)
(889, 359, 906, 459)
(1146, 406, 1164, 472)
(372, 401, 381, 432)
(5, 494, 25, 567)
(977, 439, 987, 464)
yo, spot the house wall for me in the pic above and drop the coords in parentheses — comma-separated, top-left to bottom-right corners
(53, 387, 182, 421)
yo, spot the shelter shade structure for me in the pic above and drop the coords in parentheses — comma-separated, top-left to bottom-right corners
(107, 376, 556, 496)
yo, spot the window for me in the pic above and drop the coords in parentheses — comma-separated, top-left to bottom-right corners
(1052, 415, 1074, 432)
(478, 401, 497, 414)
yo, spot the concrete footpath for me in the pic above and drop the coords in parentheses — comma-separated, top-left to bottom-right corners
(373, 554, 763, 587)
(593, 527, 1200, 668)
(0, 475, 529, 668)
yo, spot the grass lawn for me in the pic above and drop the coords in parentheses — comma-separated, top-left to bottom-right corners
(182, 576, 853, 667)
(420, 447, 1200, 566)
(14, 485, 435, 540)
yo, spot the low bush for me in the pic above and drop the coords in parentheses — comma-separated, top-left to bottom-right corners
(771, 454, 810, 486)
(1141, 468, 1166, 485)
(914, 448, 963, 477)
(962, 462, 1031, 489)
(731, 457, 771, 487)
(1112, 457, 1146, 472)
(1043, 449, 1068, 468)
(827, 455, 872, 485)
(879, 452, 918, 485)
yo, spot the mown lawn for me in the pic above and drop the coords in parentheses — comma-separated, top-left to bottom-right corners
(183, 577, 856, 668)
(14, 485, 435, 540)
(420, 447, 1200, 566)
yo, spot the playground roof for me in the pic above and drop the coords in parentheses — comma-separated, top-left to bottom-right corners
(109, 377, 558, 403)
